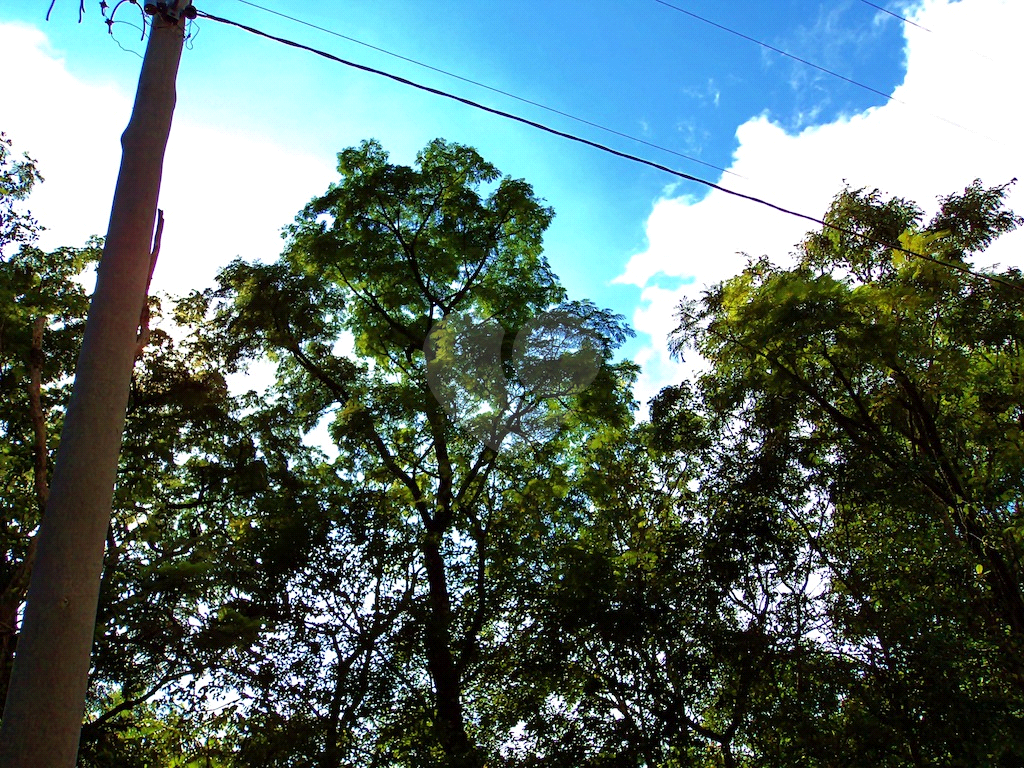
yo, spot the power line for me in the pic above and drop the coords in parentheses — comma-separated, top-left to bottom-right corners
(653, 0, 896, 100)
(854, 0, 1006, 69)
(193, 9, 1024, 296)
(651, 0, 993, 143)
(855, 0, 931, 32)
(225, 0, 738, 178)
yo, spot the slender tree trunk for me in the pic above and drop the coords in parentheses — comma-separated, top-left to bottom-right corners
(28, 317, 49, 514)
(0, 9, 189, 766)
(421, 536, 482, 768)
(0, 318, 50, 714)
(320, 637, 354, 768)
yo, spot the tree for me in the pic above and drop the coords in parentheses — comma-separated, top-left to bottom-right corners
(1, 132, 315, 766)
(1, 9, 192, 764)
(494, 372, 842, 768)
(198, 138, 635, 766)
(1, 133, 100, 709)
(77, 302, 329, 767)
(0, 132, 42, 256)
(666, 181, 1024, 765)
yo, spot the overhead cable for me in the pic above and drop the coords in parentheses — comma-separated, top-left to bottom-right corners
(193, 9, 1024, 296)
(652, 0, 993, 143)
(855, 0, 931, 32)
(854, 0, 1005, 68)
(227, 0, 737, 177)
(653, 0, 894, 102)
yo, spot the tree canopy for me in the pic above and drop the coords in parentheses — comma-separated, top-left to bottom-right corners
(3, 130, 1024, 767)
(661, 180, 1024, 766)
(193, 138, 636, 766)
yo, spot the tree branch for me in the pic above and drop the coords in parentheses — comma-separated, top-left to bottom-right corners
(135, 209, 163, 360)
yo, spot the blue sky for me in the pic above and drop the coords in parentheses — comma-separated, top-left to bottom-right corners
(2, 0, 1021, 407)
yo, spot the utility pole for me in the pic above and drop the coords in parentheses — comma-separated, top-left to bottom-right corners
(0, 3, 193, 765)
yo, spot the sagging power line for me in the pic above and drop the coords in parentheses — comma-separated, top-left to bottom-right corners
(193, 8, 1024, 296)
(227, 0, 737, 177)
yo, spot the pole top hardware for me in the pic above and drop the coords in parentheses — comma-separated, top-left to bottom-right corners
(143, 1, 197, 22)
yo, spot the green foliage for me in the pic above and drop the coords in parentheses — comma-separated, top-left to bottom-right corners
(1, 133, 103, 714)
(0, 132, 43, 254)
(661, 181, 1024, 766)
(195, 138, 635, 767)
(1, 133, 333, 766)
(12, 125, 1023, 768)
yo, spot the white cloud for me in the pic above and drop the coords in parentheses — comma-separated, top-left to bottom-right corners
(5, 4, 1023, 417)
(0, 21, 335, 300)
(0, 23, 127, 254)
(618, 0, 1024, 411)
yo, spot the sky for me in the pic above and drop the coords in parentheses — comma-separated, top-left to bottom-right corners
(1, 0, 1022, 413)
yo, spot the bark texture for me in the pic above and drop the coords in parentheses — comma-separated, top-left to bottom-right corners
(0, 11, 188, 766)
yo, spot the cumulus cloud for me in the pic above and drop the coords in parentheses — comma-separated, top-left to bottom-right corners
(618, 0, 1024, 410)
(4, 4, 1022, 413)
(0, 21, 334, 299)
(0, 24, 127, 254)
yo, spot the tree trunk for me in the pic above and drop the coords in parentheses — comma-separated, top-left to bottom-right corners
(421, 536, 482, 768)
(0, 318, 49, 714)
(0, 9, 189, 766)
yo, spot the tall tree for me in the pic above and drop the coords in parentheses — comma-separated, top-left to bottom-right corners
(77, 300, 330, 767)
(1, 8, 193, 764)
(666, 181, 1024, 765)
(503, 376, 839, 768)
(199, 138, 634, 766)
(1, 133, 101, 711)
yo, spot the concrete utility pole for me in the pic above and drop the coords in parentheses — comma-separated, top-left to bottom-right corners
(0, 3, 193, 765)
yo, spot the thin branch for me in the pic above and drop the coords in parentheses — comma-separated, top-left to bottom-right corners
(80, 665, 182, 736)
(135, 209, 163, 360)
(29, 316, 49, 513)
